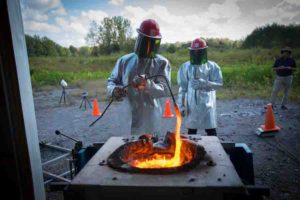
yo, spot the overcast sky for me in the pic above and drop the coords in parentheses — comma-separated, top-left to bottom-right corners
(21, 0, 300, 47)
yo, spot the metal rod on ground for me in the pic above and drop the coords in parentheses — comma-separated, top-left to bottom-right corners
(89, 75, 177, 127)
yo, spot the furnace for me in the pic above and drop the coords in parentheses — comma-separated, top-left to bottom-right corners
(64, 136, 247, 200)
(107, 132, 207, 174)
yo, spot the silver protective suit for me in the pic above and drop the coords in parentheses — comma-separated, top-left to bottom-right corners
(107, 53, 171, 135)
(177, 60, 223, 129)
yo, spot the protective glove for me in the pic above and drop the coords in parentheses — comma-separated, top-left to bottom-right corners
(132, 74, 147, 90)
(181, 109, 185, 117)
(112, 86, 127, 100)
(191, 78, 207, 90)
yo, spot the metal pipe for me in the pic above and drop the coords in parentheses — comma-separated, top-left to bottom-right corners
(42, 153, 71, 166)
(39, 142, 72, 153)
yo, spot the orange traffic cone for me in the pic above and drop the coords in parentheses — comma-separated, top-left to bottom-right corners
(92, 97, 101, 117)
(256, 103, 280, 136)
(163, 99, 174, 118)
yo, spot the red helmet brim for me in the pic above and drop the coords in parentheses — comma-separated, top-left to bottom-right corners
(137, 29, 162, 39)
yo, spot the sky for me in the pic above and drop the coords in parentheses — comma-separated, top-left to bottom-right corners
(21, 0, 300, 47)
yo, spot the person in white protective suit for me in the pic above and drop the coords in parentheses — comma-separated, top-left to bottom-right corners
(177, 38, 223, 136)
(107, 19, 171, 135)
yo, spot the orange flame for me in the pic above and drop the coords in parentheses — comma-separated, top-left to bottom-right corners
(129, 105, 184, 168)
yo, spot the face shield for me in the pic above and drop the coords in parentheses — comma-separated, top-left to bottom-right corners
(134, 33, 161, 58)
(190, 48, 208, 65)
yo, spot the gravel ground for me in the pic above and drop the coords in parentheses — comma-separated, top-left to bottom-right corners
(34, 88, 300, 200)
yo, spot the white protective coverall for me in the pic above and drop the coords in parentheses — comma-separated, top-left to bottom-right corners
(107, 53, 171, 135)
(177, 60, 223, 129)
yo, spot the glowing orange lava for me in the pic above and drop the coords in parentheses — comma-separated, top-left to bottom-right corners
(130, 105, 184, 168)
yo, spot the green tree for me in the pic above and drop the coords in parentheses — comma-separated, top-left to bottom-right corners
(242, 23, 300, 48)
(69, 45, 78, 56)
(166, 44, 176, 53)
(85, 21, 99, 47)
(85, 16, 133, 54)
(25, 34, 70, 57)
(42, 37, 59, 56)
(78, 46, 91, 57)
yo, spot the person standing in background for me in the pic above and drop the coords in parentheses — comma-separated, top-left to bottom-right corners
(177, 38, 223, 136)
(270, 47, 297, 110)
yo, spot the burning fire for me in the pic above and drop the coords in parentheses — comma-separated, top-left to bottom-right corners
(124, 105, 192, 169)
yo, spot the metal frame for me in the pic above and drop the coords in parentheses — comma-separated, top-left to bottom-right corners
(40, 142, 73, 186)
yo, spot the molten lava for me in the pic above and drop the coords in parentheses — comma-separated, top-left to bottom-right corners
(126, 105, 188, 169)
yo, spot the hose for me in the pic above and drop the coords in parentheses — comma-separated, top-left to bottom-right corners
(89, 75, 177, 127)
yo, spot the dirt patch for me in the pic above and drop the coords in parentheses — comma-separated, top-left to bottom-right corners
(35, 87, 300, 200)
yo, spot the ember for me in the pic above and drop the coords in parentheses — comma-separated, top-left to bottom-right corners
(107, 105, 206, 173)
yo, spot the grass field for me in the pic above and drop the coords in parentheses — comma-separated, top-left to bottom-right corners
(29, 48, 300, 102)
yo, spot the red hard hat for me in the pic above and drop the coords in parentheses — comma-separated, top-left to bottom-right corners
(189, 38, 207, 50)
(137, 19, 161, 39)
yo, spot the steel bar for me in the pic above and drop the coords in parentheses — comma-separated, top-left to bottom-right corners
(43, 170, 71, 183)
(42, 153, 71, 166)
(44, 170, 74, 185)
(39, 142, 72, 153)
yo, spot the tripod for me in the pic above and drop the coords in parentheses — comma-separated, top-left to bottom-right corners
(79, 92, 92, 109)
(59, 86, 67, 104)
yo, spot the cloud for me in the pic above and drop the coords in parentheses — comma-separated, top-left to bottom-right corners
(22, 8, 49, 21)
(21, 0, 67, 35)
(56, 10, 108, 36)
(22, 0, 108, 47)
(206, 0, 241, 20)
(284, 0, 300, 6)
(122, 1, 244, 43)
(25, 21, 60, 33)
(22, 0, 300, 47)
(25, 0, 61, 10)
(109, 0, 124, 6)
(50, 10, 108, 46)
(22, 0, 67, 18)
(51, 6, 67, 15)
(254, 1, 300, 22)
(23, 9, 108, 47)
(80, 10, 108, 22)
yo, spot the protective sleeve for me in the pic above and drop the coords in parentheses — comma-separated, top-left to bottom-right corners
(206, 63, 223, 91)
(107, 58, 123, 98)
(177, 64, 188, 112)
(144, 61, 171, 98)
